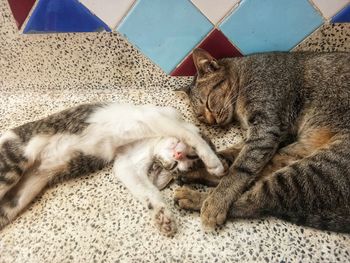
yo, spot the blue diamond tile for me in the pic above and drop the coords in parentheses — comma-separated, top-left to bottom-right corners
(220, 0, 324, 55)
(23, 0, 111, 33)
(117, 0, 213, 74)
(332, 4, 350, 23)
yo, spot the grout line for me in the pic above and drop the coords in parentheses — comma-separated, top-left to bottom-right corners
(290, 22, 324, 51)
(217, 27, 245, 55)
(175, 1, 246, 70)
(216, 0, 242, 26)
(171, 27, 216, 72)
(308, 0, 328, 22)
(20, 0, 113, 34)
(19, 0, 40, 33)
(77, 0, 111, 31)
(171, 22, 245, 74)
(78, 0, 112, 32)
(188, 0, 215, 27)
(214, 0, 245, 55)
(114, 0, 138, 31)
(331, 3, 350, 22)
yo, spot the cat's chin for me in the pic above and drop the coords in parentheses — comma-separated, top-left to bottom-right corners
(215, 118, 234, 128)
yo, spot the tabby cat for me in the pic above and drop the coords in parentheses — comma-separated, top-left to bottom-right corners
(176, 48, 350, 233)
(0, 102, 224, 236)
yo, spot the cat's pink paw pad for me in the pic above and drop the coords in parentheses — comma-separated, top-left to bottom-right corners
(153, 207, 177, 237)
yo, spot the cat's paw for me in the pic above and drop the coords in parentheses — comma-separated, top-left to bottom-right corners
(153, 207, 177, 237)
(200, 191, 230, 229)
(174, 187, 205, 211)
(206, 156, 226, 177)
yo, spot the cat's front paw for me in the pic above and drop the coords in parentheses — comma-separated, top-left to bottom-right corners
(153, 207, 177, 237)
(201, 191, 230, 229)
(174, 186, 206, 211)
(206, 156, 226, 177)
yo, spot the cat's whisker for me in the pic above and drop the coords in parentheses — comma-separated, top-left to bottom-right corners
(187, 49, 350, 233)
(220, 94, 238, 113)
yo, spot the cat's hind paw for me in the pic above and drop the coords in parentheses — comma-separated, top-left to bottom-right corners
(153, 207, 177, 237)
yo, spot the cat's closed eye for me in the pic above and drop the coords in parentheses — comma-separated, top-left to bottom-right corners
(169, 161, 178, 170)
(186, 154, 198, 160)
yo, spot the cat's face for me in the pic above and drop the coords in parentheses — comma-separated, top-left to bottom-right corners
(177, 48, 238, 127)
(155, 137, 199, 174)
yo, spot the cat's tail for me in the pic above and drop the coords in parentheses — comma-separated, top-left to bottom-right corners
(273, 210, 350, 234)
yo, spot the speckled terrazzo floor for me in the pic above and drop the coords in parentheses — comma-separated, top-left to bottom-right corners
(1, 1, 350, 262)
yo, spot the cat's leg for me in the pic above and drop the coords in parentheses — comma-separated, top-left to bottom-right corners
(229, 135, 350, 228)
(176, 168, 221, 187)
(200, 124, 283, 228)
(174, 186, 209, 211)
(260, 129, 335, 177)
(0, 169, 49, 229)
(176, 131, 341, 220)
(113, 158, 177, 237)
(176, 144, 242, 186)
(173, 146, 242, 211)
(0, 131, 29, 200)
(0, 152, 77, 230)
(0, 164, 22, 200)
(200, 124, 337, 228)
(145, 112, 225, 176)
(174, 138, 318, 212)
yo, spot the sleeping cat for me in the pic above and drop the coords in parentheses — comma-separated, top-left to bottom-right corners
(0, 102, 224, 237)
(176, 48, 350, 233)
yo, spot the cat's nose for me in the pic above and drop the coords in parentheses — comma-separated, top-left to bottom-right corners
(173, 151, 184, 160)
(204, 109, 217, 125)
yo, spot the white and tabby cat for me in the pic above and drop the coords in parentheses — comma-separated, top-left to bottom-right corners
(0, 102, 224, 236)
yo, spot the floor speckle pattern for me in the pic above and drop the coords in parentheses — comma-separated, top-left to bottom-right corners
(1, 1, 350, 262)
(294, 23, 350, 52)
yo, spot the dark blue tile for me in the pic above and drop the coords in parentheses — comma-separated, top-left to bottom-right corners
(332, 4, 350, 23)
(23, 0, 110, 33)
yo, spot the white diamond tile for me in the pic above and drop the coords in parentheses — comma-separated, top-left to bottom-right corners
(79, 0, 136, 29)
(191, 0, 240, 25)
(311, 0, 349, 19)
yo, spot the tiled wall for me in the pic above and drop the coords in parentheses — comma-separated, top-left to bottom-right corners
(7, 0, 350, 76)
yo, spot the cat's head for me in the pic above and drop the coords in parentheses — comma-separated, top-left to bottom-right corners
(177, 48, 239, 127)
(154, 137, 200, 173)
(149, 137, 202, 190)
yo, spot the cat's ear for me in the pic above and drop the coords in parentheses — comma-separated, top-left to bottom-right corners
(193, 48, 220, 75)
(153, 170, 173, 190)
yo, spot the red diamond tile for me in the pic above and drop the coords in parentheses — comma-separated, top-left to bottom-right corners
(8, 0, 36, 29)
(171, 28, 242, 76)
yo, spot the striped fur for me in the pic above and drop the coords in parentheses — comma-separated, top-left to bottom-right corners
(0, 102, 224, 236)
(177, 49, 350, 232)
